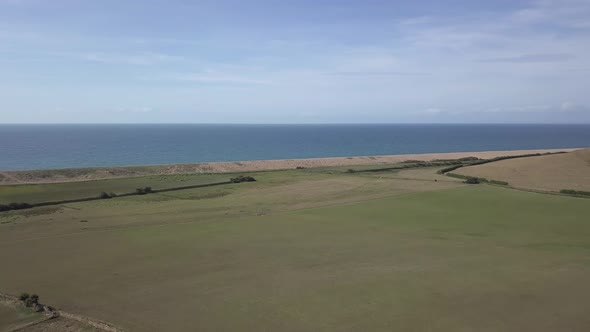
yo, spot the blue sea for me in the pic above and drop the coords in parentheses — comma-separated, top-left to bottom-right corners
(0, 124, 589, 171)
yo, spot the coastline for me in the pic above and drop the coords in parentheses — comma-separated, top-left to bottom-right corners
(0, 148, 582, 185)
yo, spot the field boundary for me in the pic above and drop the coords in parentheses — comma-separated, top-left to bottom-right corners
(438, 151, 590, 199)
(0, 180, 241, 213)
(437, 151, 567, 175)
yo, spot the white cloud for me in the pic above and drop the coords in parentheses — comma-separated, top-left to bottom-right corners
(174, 72, 271, 85)
(112, 107, 154, 113)
(424, 108, 442, 114)
(81, 52, 183, 65)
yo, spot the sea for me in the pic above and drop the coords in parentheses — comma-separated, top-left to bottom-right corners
(0, 124, 589, 171)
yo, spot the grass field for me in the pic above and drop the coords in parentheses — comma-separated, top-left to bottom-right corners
(456, 148, 590, 192)
(0, 173, 233, 204)
(1, 164, 589, 331)
(0, 303, 42, 331)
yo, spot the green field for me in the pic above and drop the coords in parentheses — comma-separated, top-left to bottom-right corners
(1, 166, 589, 331)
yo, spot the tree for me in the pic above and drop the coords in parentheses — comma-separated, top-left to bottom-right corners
(19, 293, 30, 301)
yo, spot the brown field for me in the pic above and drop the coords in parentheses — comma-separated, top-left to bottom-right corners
(0, 148, 576, 185)
(457, 148, 590, 191)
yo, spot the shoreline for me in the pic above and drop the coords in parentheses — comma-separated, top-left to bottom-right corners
(0, 148, 582, 185)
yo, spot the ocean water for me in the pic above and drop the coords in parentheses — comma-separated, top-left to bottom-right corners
(0, 124, 588, 171)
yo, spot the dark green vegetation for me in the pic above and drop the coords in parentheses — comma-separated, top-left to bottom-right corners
(1, 160, 589, 331)
(560, 189, 590, 197)
(0, 175, 258, 212)
(437, 151, 567, 175)
(445, 173, 509, 186)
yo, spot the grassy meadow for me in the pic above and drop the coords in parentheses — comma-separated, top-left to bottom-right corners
(1, 163, 589, 331)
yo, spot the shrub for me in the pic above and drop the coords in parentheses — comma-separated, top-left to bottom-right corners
(99, 192, 111, 199)
(19, 293, 30, 301)
(24, 294, 39, 307)
(136, 187, 153, 195)
(560, 189, 590, 197)
(345, 169, 356, 173)
(295, 166, 305, 169)
(230, 175, 256, 183)
(6, 202, 32, 210)
(464, 177, 480, 184)
(438, 165, 464, 174)
(459, 156, 480, 161)
(490, 180, 509, 186)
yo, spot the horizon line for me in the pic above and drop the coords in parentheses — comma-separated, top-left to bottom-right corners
(2, 122, 590, 125)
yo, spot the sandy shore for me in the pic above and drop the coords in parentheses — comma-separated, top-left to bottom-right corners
(0, 148, 581, 185)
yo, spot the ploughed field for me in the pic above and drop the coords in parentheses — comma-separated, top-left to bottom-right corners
(1, 160, 589, 331)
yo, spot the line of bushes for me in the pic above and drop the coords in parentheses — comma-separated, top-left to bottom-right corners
(0, 202, 32, 212)
(446, 173, 509, 186)
(438, 151, 566, 174)
(348, 160, 466, 174)
(0, 177, 255, 213)
(560, 189, 590, 197)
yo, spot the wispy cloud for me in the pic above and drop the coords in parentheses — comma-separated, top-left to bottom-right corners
(112, 106, 154, 113)
(173, 73, 271, 85)
(479, 53, 575, 63)
(510, 0, 590, 29)
(80, 52, 183, 65)
(328, 71, 428, 76)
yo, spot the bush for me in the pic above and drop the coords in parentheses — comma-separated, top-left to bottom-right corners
(490, 180, 509, 186)
(0, 202, 33, 212)
(345, 169, 356, 173)
(99, 192, 111, 199)
(438, 165, 464, 174)
(136, 187, 153, 195)
(464, 177, 480, 184)
(19, 293, 30, 301)
(4, 202, 32, 211)
(560, 189, 590, 197)
(230, 175, 256, 183)
(24, 294, 39, 307)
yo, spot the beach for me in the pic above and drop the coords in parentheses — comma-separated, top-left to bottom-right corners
(0, 148, 579, 185)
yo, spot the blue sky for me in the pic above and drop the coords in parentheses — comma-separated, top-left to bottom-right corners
(1, 0, 589, 123)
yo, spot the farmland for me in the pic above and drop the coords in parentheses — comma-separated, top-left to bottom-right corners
(1, 156, 589, 331)
(456, 148, 590, 192)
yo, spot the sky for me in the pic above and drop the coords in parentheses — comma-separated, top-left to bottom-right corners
(1, 0, 590, 123)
